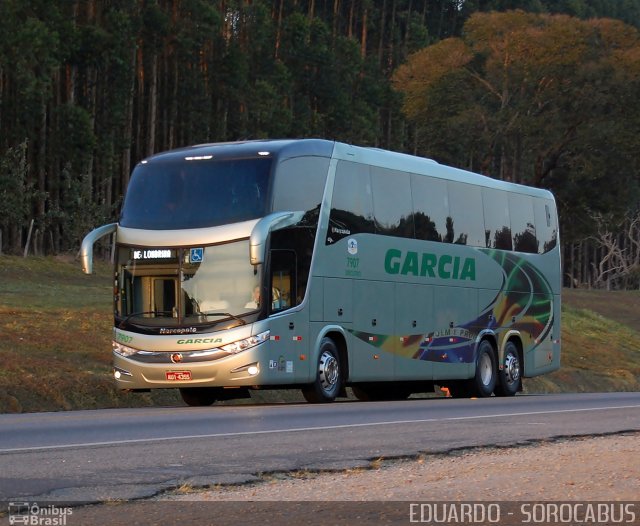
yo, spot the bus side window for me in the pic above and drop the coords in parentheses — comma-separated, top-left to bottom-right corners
(534, 198, 558, 254)
(270, 250, 296, 312)
(482, 187, 512, 250)
(509, 193, 539, 253)
(327, 160, 374, 244)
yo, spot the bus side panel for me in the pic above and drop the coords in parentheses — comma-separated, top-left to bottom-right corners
(264, 308, 311, 384)
(524, 292, 561, 376)
(323, 277, 352, 322)
(394, 282, 434, 381)
(350, 279, 395, 381)
(432, 285, 478, 381)
(308, 275, 324, 322)
(553, 293, 561, 369)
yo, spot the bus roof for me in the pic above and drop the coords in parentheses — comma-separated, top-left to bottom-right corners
(139, 139, 335, 165)
(139, 139, 554, 201)
(331, 142, 555, 201)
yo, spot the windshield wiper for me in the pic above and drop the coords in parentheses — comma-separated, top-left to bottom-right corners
(199, 312, 247, 326)
(118, 310, 173, 328)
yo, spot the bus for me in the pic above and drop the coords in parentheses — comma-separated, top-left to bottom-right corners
(81, 139, 561, 406)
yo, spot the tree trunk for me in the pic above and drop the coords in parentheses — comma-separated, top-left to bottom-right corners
(37, 98, 47, 254)
(361, 5, 368, 59)
(332, 0, 340, 42)
(147, 51, 158, 156)
(122, 45, 137, 192)
(377, 0, 387, 67)
(275, 0, 284, 59)
(348, 0, 355, 39)
(135, 44, 145, 163)
(403, 0, 412, 56)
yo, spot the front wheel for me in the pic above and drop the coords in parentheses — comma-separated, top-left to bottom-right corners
(494, 341, 521, 396)
(302, 338, 343, 403)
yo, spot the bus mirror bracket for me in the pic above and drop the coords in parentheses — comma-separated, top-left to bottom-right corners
(80, 223, 117, 274)
(250, 211, 304, 265)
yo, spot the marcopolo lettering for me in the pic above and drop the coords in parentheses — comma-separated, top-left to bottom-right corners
(384, 248, 476, 281)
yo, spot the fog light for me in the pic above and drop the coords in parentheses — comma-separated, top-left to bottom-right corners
(247, 365, 259, 376)
(114, 366, 132, 379)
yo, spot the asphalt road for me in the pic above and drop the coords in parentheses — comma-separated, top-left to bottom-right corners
(1, 392, 639, 506)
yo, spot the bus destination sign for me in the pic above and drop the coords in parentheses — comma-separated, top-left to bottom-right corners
(132, 249, 176, 261)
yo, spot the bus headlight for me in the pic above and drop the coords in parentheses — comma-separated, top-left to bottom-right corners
(113, 340, 139, 357)
(221, 331, 270, 354)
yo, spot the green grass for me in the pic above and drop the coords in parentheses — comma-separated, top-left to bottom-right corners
(0, 255, 639, 413)
(525, 287, 640, 394)
(0, 255, 182, 412)
(525, 304, 640, 394)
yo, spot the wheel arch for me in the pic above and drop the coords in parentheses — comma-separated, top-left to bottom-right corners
(476, 330, 499, 364)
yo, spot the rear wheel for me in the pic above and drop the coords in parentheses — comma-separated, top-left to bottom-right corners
(494, 341, 521, 396)
(179, 387, 218, 407)
(471, 339, 498, 397)
(449, 340, 497, 398)
(302, 337, 342, 403)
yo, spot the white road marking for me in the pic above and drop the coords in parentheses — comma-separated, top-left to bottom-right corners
(0, 404, 638, 454)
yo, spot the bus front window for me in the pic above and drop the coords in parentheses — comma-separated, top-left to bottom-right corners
(116, 240, 261, 328)
(120, 158, 272, 230)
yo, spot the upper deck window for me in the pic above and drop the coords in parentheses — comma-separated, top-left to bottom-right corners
(120, 157, 272, 230)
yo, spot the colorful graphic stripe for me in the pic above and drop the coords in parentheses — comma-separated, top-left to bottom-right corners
(348, 250, 554, 363)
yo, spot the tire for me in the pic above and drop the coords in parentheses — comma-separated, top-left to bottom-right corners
(494, 341, 522, 397)
(302, 337, 343, 403)
(179, 387, 218, 407)
(445, 341, 497, 398)
(470, 339, 498, 397)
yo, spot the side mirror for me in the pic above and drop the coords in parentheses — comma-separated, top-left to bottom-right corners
(249, 212, 304, 265)
(80, 223, 117, 274)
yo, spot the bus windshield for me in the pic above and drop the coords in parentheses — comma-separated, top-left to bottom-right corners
(115, 240, 261, 328)
(120, 157, 272, 230)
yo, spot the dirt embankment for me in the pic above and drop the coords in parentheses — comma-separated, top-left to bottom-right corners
(163, 432, 639, 502)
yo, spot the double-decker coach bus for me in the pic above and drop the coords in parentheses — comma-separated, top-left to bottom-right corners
(81, 139, 561, 406)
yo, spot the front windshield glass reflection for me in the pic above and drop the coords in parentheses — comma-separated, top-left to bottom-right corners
(120, 158, 272, 230)
(116, 240, 261, 328)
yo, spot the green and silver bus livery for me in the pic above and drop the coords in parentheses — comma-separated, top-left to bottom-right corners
(82, 139, 561, 406)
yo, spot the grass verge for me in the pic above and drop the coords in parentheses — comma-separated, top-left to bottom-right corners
(0, 255, 638, 413)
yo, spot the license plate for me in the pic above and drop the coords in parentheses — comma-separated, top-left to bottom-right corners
(165, 371, 192, 381)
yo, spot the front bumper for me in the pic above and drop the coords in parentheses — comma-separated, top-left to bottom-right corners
(113, 344, 267, 389)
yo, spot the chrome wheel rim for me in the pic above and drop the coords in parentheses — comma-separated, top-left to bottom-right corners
(504, 352, 520, 386)
(319, 351, 339, 393)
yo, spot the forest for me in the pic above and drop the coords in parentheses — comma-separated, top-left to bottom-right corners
(0, 0, 639, 289)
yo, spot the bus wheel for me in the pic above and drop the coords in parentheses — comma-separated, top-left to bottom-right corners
(470, 339, 497, 397)
(494, 342, 521, 396)
(302, 337, 342, 403)
(179, 387, 218, 407)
